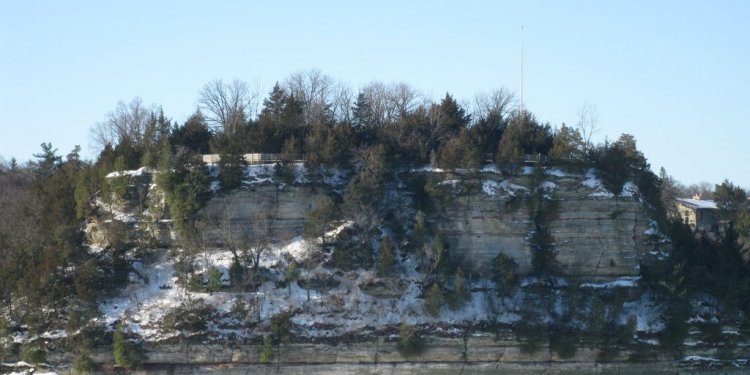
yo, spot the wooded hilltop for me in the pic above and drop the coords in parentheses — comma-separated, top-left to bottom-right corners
(2, 70, 750, 373)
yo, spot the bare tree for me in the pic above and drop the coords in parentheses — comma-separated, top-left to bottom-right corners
(199, 79, 257, 135)
(357, 81, 421, 127)
(210, 195, 272, 271)
(331, 81, 354, 124)
(473, 88, 517, 123)
(576, 102, 600, 152)
(248, 212, 272, 270)
(89, 97, 155, 152)
(388, 82, 421, 120)
(286, 69, 335, 126)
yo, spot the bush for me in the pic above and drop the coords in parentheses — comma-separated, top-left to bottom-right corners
(73, 353, 96, 373)
(492, 252, 519, 296)
(377, 236, 395, 276)
(447, 268, 469, 310)
(259, 335, 274, 364)
(296, 273, 340, 292)
(514, 322, 548, 354)
(396, 323, 425, 357)
(206, 266, 223, 294)
(19, 341, 45, 364)
(424, 283, 444, 316)
(549, 325, 578, 359)
(161, 299, 216, 334)
(270, 310, 294, 344)
(113, 324, 146, 369)
(331, 235, 374, 270)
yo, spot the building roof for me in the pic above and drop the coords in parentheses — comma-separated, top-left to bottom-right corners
(676, 198, 718, 210)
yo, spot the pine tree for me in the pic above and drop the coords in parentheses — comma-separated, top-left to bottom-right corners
(448, 267, 469, 310)
(396, 323, 425, 357)
(259, 335, 274, 363)
(377, 235, 395, 276)
(434, 93, 470, 143)
(217, 141, 247, 192)
(424, 283, 444, 316)
(207, 266, 222, 295)
(113, 323, 145, 368)
(549, 125, 584, 167)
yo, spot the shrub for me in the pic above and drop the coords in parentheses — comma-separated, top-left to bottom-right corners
(259, 335, 274, 364)
(424, 283, 444, 316)
(549, 325, 578, 359)
(492, 252, 519, 296)
(396, 323, 425, 357)
(447, 268, 469, 310)
(271, 310, 294, 344)
(113, 323, 147, 369)
(206, 266, 222, 294)
(19, 341, 45, 364)
(161, 299, 216, 333)
(73, 353, 96, 373)
(514, 322, 548, 354)
(377, 235, 395, 276)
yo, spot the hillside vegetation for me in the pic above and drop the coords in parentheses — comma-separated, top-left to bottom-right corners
(1, 71, 750, 372)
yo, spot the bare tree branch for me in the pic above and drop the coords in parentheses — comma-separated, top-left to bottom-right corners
(199, 79, 252, 135)
(576, 102, 600, 152)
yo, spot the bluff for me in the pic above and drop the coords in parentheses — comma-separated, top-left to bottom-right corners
(86, 166, 655, 282)
(422, 170, 651, 280)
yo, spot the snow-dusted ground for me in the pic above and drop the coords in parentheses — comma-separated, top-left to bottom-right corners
(482, 180, 529, 198)
(622, 291, 664, 333)
(97, 240, 523, 341)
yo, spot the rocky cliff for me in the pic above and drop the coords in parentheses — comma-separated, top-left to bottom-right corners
(87, 166, 656, 282)
(402, 168, 653, 280)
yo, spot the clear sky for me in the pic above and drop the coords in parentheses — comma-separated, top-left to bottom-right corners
(1, 1, 748, 187)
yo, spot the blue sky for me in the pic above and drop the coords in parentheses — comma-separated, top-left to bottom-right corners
(1, 1, 748, 187)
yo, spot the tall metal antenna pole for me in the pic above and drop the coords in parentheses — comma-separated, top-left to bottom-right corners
(520, 25, 524, 116)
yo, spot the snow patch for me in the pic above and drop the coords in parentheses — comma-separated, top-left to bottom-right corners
(546, 168, 568, 177)
(482, 180, 529, 198)
(580, 276, 640, 289)
(106, 167, 150, 179)
(539, 181, 557, 191)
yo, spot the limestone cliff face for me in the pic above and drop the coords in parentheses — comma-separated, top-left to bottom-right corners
(197, 184, 328, 246)
(551, 182, 649, 279)
(88, 167, 655, 280)
(425, 170, 651, 279)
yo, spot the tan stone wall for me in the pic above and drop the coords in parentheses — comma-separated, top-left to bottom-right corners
(437, 174, 650, 279)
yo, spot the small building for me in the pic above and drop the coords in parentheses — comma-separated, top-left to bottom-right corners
(675, 195, 718, 230)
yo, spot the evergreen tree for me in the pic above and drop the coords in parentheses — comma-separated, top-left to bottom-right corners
(259, 335, 274, 363)
(259, 83, 287, 125)
(469, 109, 506, 158)
(396, 323, 424, 357)
(497, 123, 523, 172)
(156, 148, 210, 237)
(303, 195, 339, 246)
(448, 267, 469, 310)
(714, 179, 747, 222)
(172, 110, 212, 154)
(433, 93, 470, 144)
(113, 323, 146, 369)
(377, 235, 395, 276)
(217, 141, 247, 192)
(207, 266, 222, 295)
(424, 283, 444, 316)
(352, 92, 377, 144)
(32, 142, 62, 179)
(492, 252, 519, 296)
(549, 125, 584, 167)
